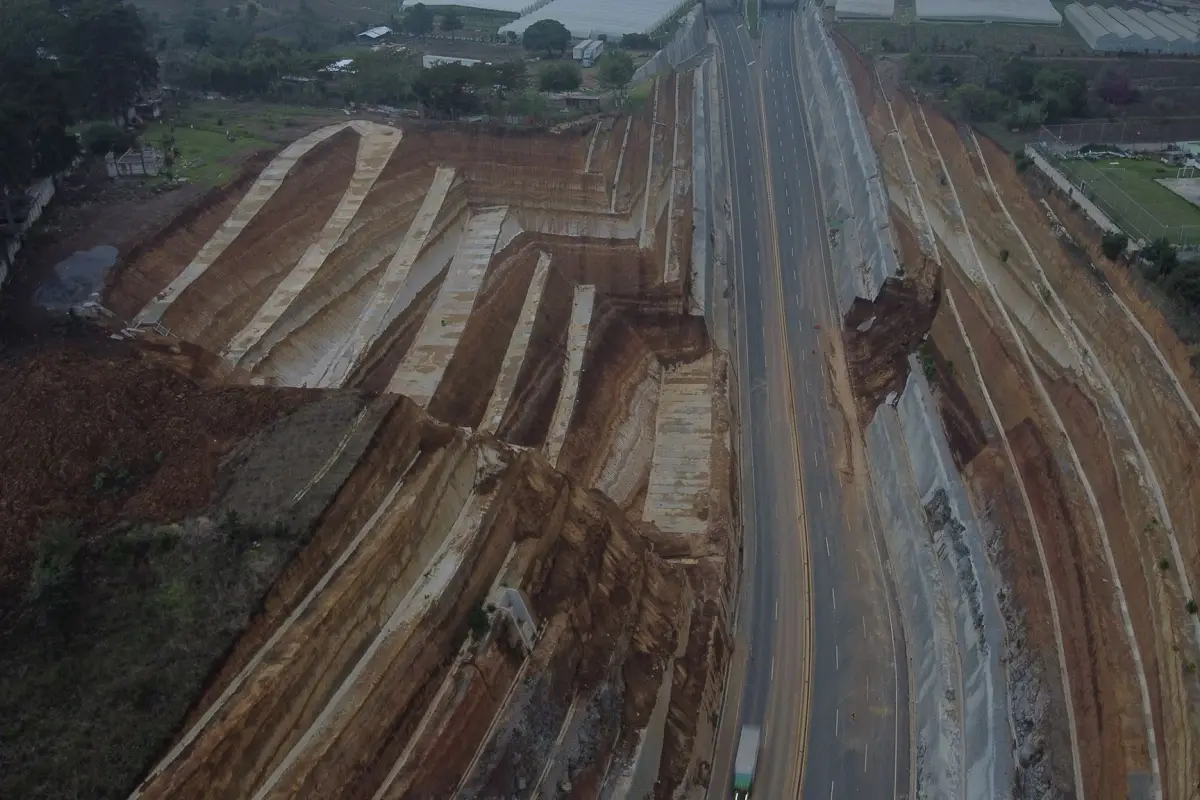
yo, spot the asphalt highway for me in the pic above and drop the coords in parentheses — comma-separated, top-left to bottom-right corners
(708, 6, 911, 798)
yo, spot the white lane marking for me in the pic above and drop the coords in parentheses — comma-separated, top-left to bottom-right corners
(863, 615, 867, 639)
(771, 657, 775, 681)
(855, 562, 860, 582)
(775, 599, 779, 621)
(830, 780, 836, 799)
(819, 492, 825, 510)
(864, 742, 869, 773)
(747, 60, 756, 66)
(832, 587, 837, 610)
(835, 645, 840, 669)
(825, 537, 830, 557)
(834, 709, 839, 737)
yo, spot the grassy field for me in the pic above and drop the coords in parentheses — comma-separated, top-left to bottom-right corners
(1058, 156, 1200, 245)
(141, 101, 351, 187)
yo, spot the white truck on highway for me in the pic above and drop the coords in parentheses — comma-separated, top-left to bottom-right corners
(732, 724, 760, 797)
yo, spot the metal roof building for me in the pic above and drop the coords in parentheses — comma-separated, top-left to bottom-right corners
(1106, 7, 1170, 50)
(1065, 4, 1200, 53)
(914, 0, 1061, 24)
(834, 0, 895, 20)
(498, 0, 692, 37)
(404, 0, 537, 12)
(1125, 8, 1190, 51)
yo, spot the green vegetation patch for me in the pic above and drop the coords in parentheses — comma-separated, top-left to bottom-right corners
(0, 515, 305, 799)
(1057, 157, 1200, 244)
(142, 101, 350, 187)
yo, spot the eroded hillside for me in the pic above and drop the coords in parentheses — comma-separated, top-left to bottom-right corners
(1, 71, 732, 799)
(839, 40, 1200, 799)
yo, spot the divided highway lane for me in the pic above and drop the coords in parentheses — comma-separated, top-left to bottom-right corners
(758, 10, 910, 799)
(711, 13, 811, 798)
(709, 5, 912, 798)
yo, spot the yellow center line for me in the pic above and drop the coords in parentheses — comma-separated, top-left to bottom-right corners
(753, 34, 817, 799)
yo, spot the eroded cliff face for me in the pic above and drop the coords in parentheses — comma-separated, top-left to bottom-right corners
(130, 395, 706, 800)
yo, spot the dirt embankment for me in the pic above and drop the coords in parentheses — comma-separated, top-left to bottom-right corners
(840, 39, 1200, 797)
(0, 334, 382, 800)
(0, 338, 310, 615)
(161, 128, 360, 351)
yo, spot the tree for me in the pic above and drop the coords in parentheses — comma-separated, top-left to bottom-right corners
(523, 18, 570, 58)
(414, 62, 480, 117)
(538, 61, 581, 91)
(344, 48, 419, 105)
(296, 0, 325, 51)
(950, 83, 1001, 122)
(904, 52, 933, 85)
(1000, 57, 1037, 99)
(1006, 101, 1046, 130)
(1141, 237, 1178, 278)
(403, 2, 434, 36)
(246, 2, 259, 23)
(491, 60, 527, 99)
(1033, 67, 1087, 121)
(509, 86, 548, 120)
(1100, 231, 1129, 261)
(1097, 69, 1137, 105)
(56, 0, 158, 124)
(620, 32, 656, 50)
(935, 63, 959, 87)
(226, 4, 240, 18)
(183, 10, 214, 48)
(596, 49, 634, 97)
(440, 8, 463, 37)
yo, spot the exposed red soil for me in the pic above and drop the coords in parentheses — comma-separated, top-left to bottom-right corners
(428, 239, 542, 428)
(103, 153, 271, 321)
(161, 127, 360, 351)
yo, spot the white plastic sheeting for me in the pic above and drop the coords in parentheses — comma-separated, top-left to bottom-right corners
(416, 0, 534, 12)
(915, 0, 1061, 23)
(499, 0, 693, 38)
(1066, 3, 1200, 52)
(834, 0, 895, 20)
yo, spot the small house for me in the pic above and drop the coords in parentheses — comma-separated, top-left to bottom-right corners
(357, 26, 392, 42)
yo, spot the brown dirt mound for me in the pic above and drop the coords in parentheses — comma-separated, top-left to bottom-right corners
(0, 339, 310, 617)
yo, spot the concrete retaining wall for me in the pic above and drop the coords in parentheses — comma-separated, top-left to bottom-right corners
(632, 8, 709, 85)
(794, 5, 896, 314)
(790, 7, 1015, 797)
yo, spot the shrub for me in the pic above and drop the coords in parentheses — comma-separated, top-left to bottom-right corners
(1000, 248, 1010, 263)
(1187, 598, 1199, 614)
(538, 61, 581, 92)
(25, 521, 84, 617)
(1013, 152, 1033, 173)
(1100, 231, 1129, 261)
(1157, 557, 1171, 571)
(82, 123, 137, 156)
(467, 604, 490, 638)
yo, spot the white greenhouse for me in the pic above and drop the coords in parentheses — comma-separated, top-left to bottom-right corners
(1105, 7, 1171, 51)
(413, 0, 537, 12)
(498, 0, 692, 38)
(914, 0, 1062, 25)
(1126, 8, 1190, 53)
(834, 0, 895, 20)
(1064, 4, 1200, 53)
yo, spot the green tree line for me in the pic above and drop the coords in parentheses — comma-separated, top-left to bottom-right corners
(1, 0, 157, 199)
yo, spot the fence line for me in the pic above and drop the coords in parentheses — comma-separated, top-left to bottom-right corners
(1035, 125, 1200, 247)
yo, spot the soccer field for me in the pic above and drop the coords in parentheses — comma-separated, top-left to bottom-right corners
(1058, 156, 1200, 245)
